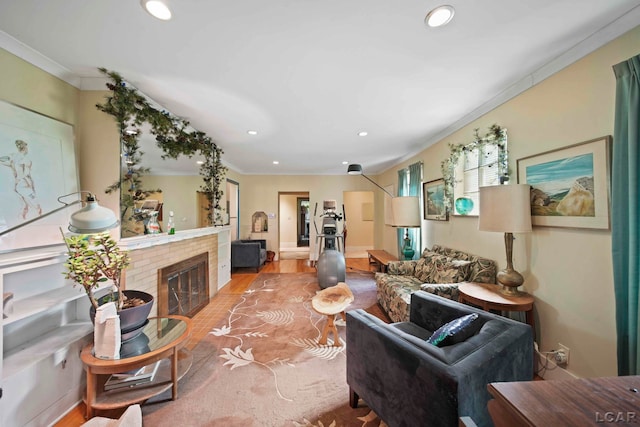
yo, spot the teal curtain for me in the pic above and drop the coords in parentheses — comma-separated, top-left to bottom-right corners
(612, 54, 640, 375)
(397, 169, 406, 257)
(397, 162, 422, 259)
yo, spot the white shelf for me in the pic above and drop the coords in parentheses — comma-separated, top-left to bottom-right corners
(3, 320, 92, 379)
(3, 282, 109, 326)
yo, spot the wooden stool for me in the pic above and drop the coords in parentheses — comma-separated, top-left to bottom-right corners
(312, 282, 354, 346)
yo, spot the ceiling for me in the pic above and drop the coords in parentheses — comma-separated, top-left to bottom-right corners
(1, 1, 639, 176)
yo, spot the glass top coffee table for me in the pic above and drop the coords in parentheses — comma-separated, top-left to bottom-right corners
(80, 315, 193, 419)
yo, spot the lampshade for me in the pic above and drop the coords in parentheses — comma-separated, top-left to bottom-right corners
(478, 184, 532, 233)
(391, 196, 421, 228)
(347, 164, 363, 175)
(68, 195, 119, 234)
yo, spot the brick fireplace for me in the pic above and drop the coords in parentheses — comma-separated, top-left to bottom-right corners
(120, 230, 219, 318)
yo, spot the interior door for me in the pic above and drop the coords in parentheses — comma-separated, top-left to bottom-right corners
(297, 197, 310, 247)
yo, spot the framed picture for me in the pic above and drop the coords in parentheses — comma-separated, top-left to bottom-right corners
(0, 100, 78, 252)
(517, 136, 611, 229)
(423, 179, 448, 221)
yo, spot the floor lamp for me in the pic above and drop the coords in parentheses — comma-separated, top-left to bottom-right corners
(478, 184, 532, 295)
(347, 164, 421, 260)
(0, 191, 119, 237)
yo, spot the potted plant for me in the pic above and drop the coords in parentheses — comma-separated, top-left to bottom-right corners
(63, 232, 153, 338)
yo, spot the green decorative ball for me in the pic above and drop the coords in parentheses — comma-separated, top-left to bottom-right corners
(455, 197, 474, 215)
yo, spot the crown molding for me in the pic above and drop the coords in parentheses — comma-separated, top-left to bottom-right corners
(0, 30, 81, 88)
(387, 4, 640, 174)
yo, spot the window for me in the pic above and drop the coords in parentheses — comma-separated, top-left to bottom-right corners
(453, 143, 503, 215)
(441, 125, 508, 216)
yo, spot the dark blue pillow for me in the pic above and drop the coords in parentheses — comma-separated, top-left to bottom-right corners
(427, 313, 479, 347)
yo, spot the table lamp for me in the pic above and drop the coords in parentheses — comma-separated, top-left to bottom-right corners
(391, 196, 421, 260)
(478, 184, 532, 295)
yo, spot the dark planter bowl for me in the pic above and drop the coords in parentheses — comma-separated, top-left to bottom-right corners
(90, 290, 154, 342)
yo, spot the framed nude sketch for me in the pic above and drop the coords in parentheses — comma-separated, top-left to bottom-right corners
(0, 100, 78, 252)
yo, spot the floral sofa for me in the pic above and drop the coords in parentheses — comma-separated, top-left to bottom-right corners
(376, 245, 497, 322)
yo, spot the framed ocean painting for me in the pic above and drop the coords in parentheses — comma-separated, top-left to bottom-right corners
(517, 136, 611, 229)
(423, 179, 448, 221)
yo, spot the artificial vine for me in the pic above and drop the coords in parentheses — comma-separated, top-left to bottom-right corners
(96, 68, 227, 232)
(440, 124, 508, 208)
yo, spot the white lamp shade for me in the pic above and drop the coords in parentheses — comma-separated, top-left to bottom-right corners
(479, 184, 532, 233)
(391, 196, 421, 228)
(69, 200, 120, 234)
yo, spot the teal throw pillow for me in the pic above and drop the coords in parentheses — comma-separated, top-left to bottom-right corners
(427, 313, 479, 347)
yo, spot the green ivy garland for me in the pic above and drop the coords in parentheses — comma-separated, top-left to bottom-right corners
(440, 124, 508, 209)
(96, 69, 227, 230)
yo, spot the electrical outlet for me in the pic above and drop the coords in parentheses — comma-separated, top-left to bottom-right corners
(556, 343, 570, 366)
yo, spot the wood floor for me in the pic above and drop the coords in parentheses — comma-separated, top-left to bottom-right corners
(55, 258, 375, 426)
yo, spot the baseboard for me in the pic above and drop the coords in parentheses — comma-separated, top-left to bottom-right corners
(535, 349, 580, 381)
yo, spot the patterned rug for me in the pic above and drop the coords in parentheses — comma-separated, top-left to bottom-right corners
(143, 271, 388, 426)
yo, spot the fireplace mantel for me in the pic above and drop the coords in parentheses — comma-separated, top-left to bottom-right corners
(118, 226, 229, 251)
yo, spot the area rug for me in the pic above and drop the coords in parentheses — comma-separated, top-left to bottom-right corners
(143, 271, 388, 426)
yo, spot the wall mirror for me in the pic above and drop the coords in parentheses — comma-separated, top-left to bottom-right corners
(97, 69, 226, 238)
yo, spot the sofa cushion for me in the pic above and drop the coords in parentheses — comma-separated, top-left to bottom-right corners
(414, 252, 471, 284)
(431, 259, 472, 283)
(413, 251, 450, 282)
(432, 245, 497, 284)
(427, 313, 479, 347)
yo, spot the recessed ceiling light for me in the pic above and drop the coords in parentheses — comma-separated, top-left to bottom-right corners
(273, 161, 279, 165)
(247, 130, 258, 135)
(141, 0, 172, 21)
(358, 131, 368, 137)
(425, 5, 455, 28)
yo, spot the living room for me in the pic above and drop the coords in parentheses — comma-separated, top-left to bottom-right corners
(1, 2, 640, 426)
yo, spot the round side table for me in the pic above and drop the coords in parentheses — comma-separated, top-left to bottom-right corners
(80, 315, 193, 419)
(457, 282, 535, 338)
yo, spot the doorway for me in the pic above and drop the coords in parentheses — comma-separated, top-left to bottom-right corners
(226, 179, 239, 240)
(278, 192, 310, 259)
(297, 197, 310, 247)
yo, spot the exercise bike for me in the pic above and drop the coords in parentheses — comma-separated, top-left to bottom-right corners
(313, 200, 346, 289)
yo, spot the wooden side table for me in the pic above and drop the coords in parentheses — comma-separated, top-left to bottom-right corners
(488, 376, 640, 426)
(457, 282, 535, 339)
(80, 315, 193, 419)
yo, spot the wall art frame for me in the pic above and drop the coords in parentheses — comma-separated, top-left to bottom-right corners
(516, 135, 611, 229)
(0, 100, 78, 252)
(423, 178, 448, 221)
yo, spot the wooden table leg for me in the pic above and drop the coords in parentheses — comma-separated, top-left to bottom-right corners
(85, 368, 95, 419)
(319, 314, 342, 346)
(171, 347, 178, 400)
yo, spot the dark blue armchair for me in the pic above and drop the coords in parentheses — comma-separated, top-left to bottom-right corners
(346, 291, 533, 427)
(231, 239, 267, 272)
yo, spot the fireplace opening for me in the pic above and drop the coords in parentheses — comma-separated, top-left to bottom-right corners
(158, 252, 209, 317)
